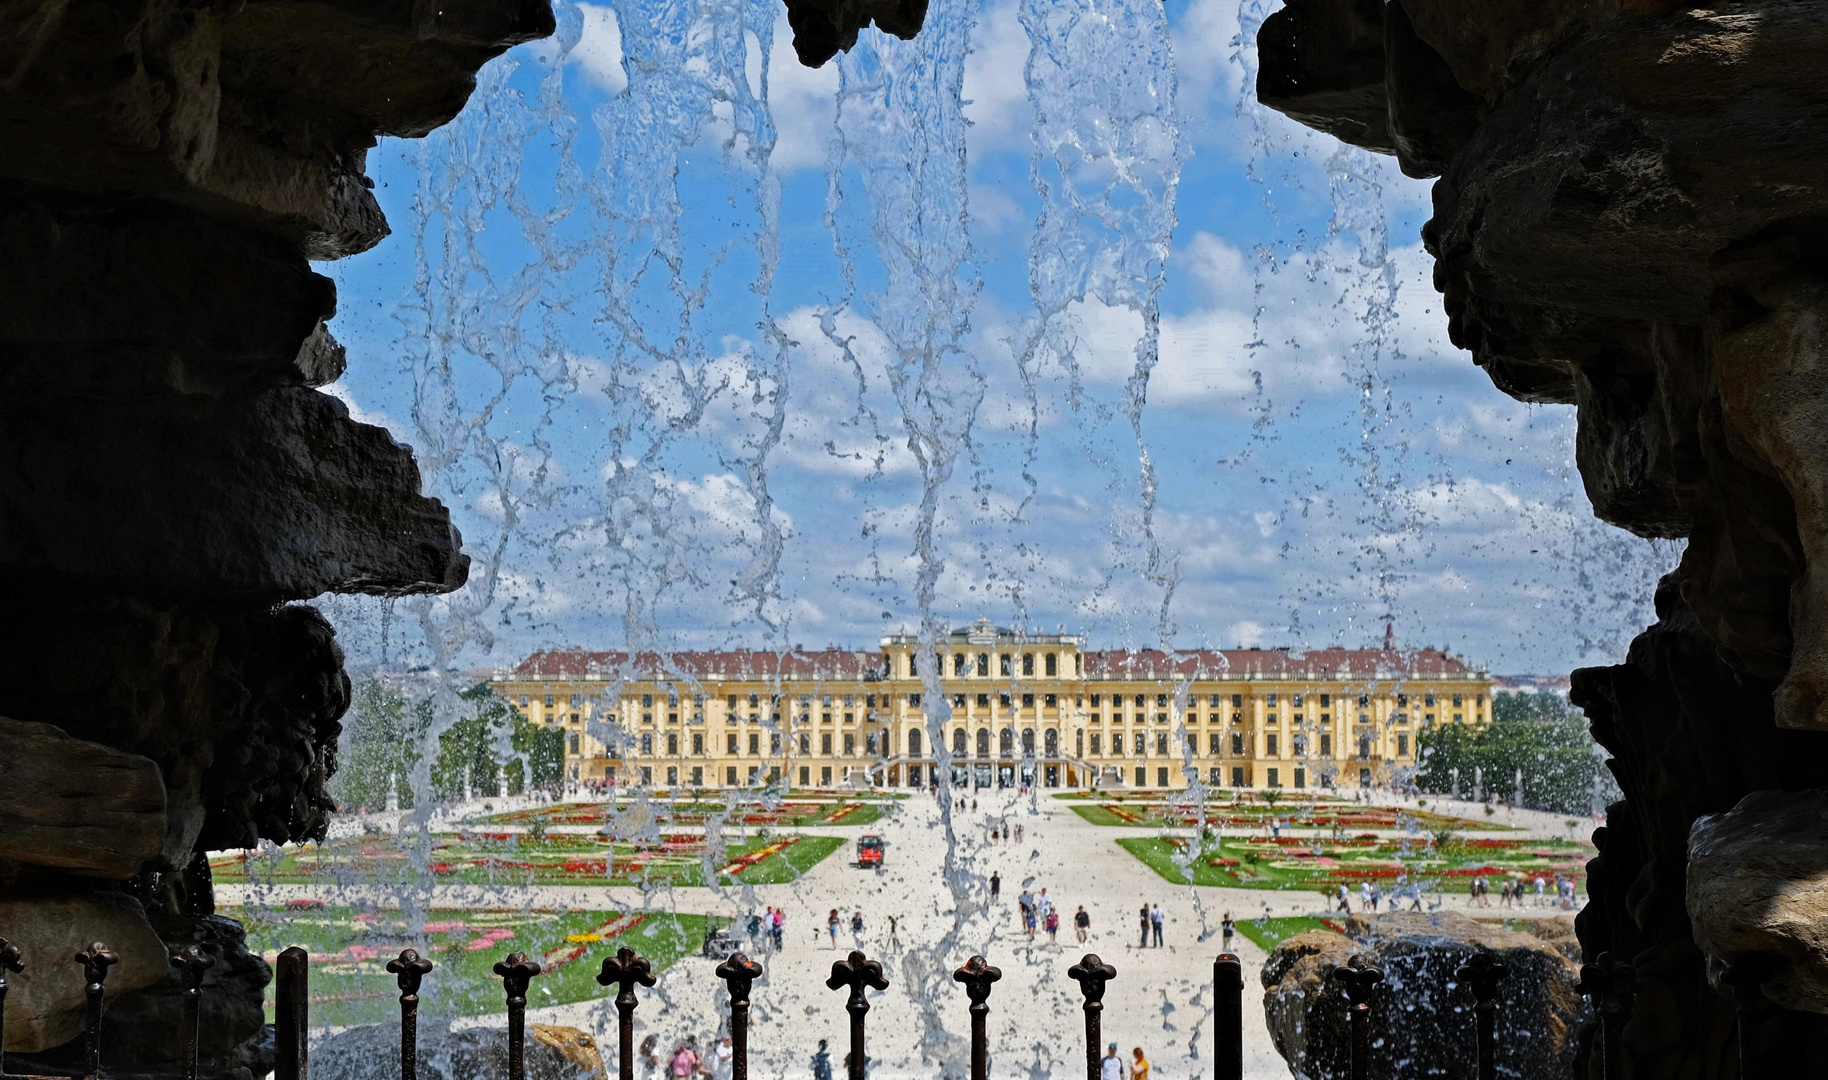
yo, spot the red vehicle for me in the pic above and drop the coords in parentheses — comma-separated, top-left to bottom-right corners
(857, 835, 885, 868)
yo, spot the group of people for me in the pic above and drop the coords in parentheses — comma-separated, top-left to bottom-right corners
(635, 1035, 734, 1080)
(1010, 885, 1091, 943)
(743, 907, 787, 951)
(1468, 874, 1581, 909)
(1100, 1044, 1151, 1080)
(1136, 903, 1165, 947)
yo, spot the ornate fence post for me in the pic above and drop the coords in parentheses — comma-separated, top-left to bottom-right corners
(1576, 952, 1635, 1080)
(387, 949, 435, 1080)
(827, 951, 888, 1080)
(715, 953, 764, 1080)
(170, 944, 215, 1080)
(1719, 963, 1771, 1080)
(1212, 954, 1243, 1080)
(1333, 955, 1382, 1080)
(275, 946, 309, 1080)
(495, 953, 543, 1080)
(1456, 951, 1507, 1080)
(953, 956, 1001, 1080)
(1, 936, 23, 1078)
(1067, 955, 1115, 1080)
(597, 948, 656, 1080)
(76, 942, 120, 1080)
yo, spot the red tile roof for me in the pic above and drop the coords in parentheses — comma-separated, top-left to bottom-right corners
(503, 646, 1478, 681)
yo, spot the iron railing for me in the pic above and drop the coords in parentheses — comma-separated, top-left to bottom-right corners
(0, 934, 1651, 1080)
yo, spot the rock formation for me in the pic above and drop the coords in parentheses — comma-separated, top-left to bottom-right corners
(0, 0, 552, 1073)
(312, 1022, 606, 1080)
(1260, 912, 1586, 1079)
(1257, 1, 1828, 1075)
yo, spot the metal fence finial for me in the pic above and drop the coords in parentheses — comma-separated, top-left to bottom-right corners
(716, 953, 764, 1080)
(170, 943, 215, 1080)
(387, 948, 435, 1080)
(953, 955, 1001, 1080)
(494, 952, 543, 1080)
(1067, 955, 1116, 1080)
(597, 948, 656, 1080)
(827, 951, 888, 1080)
(1334, 954, 1383, 1080)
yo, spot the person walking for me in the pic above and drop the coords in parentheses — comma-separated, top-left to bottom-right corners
(1045, 906, 1060, 942)
(747, 911, 764, 951)
(1101, 1044, 1124, 1080)
(1075, 906, 1091, 944)
(827, 909, 841, 949)
(1336, 883, 1350, 913)
(772, 907, 785, 951)
(1130, 1047, 1150, 1080)
(811, 1040, 832, 1080)
(1138, 905, 1151, 948)
(1036, 888, 1053, 925)
(710, 1037, 734, 1080)
(990, 871, 1001, 901)
(887, 914, 901, 950)
(851, 910, 865, 949)
(1149, 903, 1164, 948)
(1220, 912, 1235, 953)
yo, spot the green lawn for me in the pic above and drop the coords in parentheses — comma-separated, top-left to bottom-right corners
(215, 834, 847, 888)
(233, 905, 722, 1027)
(1233, 916, 1342, 951)
(1117, 835, 1590, 891)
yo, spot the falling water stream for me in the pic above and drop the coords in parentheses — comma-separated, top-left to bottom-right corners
(245, 0, 1679, 1075)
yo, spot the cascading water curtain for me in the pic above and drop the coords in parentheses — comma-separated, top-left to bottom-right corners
(238, 0, 1676, 1073)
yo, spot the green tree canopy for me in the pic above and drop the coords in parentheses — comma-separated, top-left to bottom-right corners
(1415, 692, 1618, 815)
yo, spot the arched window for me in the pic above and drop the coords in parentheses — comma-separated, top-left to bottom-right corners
(908, 728, 923, 756)
(1000, 654, 1012, 676)
(954, 728, 968, 756)
(1045, 653, 1057, 676)
(977, 653, 989, 677)
(1021, 728, 1035, 754)
(1044, 729, 1059, 757)
(999, 728, 1014, 755)
(1022, 653, 1035, 676)
(954, 653, 967, 676)
(977, 728, 991, 756)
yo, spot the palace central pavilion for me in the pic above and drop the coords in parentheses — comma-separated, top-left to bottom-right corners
(490, 618, 1491, 792)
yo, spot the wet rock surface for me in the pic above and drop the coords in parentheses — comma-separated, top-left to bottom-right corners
(313, 1023, 606, 1080)
(1256, 2, 1828, 1075)
(1260, 912, 1586, 1080)
(1689, 787, 1828, 1015)
(782, 0, 929, 67)
(0, 0, 551, 1072)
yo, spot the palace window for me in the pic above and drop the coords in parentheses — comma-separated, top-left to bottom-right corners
(727, 733, 739, 754)
(1001, 654, 1012, 676)
(1045, 653, 1057, 676)
(1320, 694, 1331, 707)
(822, 732, 833, 754)
(1133, 732, 1145, 755)
(749, 733, 761, 754)
(1397, 733, 1409, 756)
(1090, 732, 1102, 755)
(1023, 654, 1035, 676)
(844, 733, 856, 755)
(693, 733, 704, 754)
(641, 694, 653, 707)
(1209, 732, 1222, 755)
(977, 653, 989, 677)
(666, 733, 678, 754)
(1022, 693, 1035, 708)
(1231, 732, 1244, 755)
(954, 653, 966, 676)
(1266, 734, 1278, 756)
(640, 733, 653, 754)
(1232, 694, 1243, 707)
(1045, 694, 1057, 708)
(1090, 693, 1102, 706)
(1321, 733, 1332, 755)
(909, 693, 921, 706)
(1155, 732, 1168, 754)
(908, 729, 922, 755)
(1266, 693, 1277, 706)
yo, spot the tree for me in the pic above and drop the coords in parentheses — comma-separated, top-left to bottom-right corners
(1414, 693, 1619, 815)
(329, 677, 422, 811)
(332, 679, 565, 811)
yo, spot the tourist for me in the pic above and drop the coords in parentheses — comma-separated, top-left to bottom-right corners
(1336, 883, 1350, 913)
(1075, 905, 1091, 944)
(811, 1040, 833, 1080)
(772, 908, 785, 950)
(1046, 907, 1060, 942)
(828, 909, 841, 949)
(1149, 903, 1164, 948)
(990, 871, 1001, 901)
(1016, 823, 1024, 842)
(1036, 888, 1053, 925)
(710, 1037, 734, 1080)
(669, 1042, 699, 1080)
(1534, 875, 1547, 907)
(1130, 1047, 1150, 1080)
(1139, 905, 1151, 948)
(851, 910, 865, 948)
(639, 1036, 662, 1080)
(1220, 912, 1235, 952)
(1101, 1044, 1124, 1080)
(1360, 881, 1375, 912)
(747, 911, 764, 951)
(888, 914, 901, 950)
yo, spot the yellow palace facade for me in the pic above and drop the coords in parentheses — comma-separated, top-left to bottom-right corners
(489, 618, 1492, 793)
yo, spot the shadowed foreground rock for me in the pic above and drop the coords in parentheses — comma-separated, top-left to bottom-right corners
(1690, 787, 1828, 1015)
(313, 1023, 606, 1080)
(1254, 2, 1828, 1075)
(1261, 913, 1585, 1080)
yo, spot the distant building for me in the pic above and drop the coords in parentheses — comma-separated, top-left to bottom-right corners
(488, 617, 1493, 793)
(1491, 674, 1572, 698)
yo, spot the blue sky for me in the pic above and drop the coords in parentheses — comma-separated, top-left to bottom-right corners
(315, 0, 1675, 676)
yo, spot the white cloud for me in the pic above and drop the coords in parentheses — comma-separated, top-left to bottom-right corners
(962, 0, 1032, 159)
(570, 3, 627, 95)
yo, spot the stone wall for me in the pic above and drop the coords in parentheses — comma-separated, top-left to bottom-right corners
(1257, 2, 1828, 1076)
